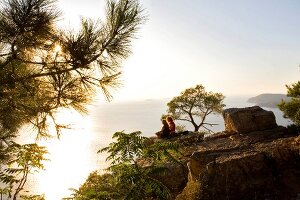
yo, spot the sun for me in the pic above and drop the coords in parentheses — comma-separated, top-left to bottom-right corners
(54, 44, 62, 53)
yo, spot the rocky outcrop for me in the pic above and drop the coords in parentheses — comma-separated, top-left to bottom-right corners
(223, 106, 278, 134)
(141, 132, 205, 197)
(148, 107, 300, 200)
(177, 129, 300, 200)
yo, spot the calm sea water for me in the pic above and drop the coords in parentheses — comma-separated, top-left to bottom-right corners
(23, 96, 290, 199)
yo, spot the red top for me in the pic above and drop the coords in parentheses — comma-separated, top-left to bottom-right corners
(168, 121, 176, 133)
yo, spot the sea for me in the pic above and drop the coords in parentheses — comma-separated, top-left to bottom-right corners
(15, 96, 292, 199)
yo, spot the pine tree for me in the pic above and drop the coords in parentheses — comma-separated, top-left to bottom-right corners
(0, 0, 145, 198)
(279, 81, 300, 126)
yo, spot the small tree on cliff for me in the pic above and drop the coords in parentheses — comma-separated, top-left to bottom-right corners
(278, 81, 300, 126)
(166, 84, 225, 132)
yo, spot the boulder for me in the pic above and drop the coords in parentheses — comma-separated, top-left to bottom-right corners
(222, 106, 277, 134)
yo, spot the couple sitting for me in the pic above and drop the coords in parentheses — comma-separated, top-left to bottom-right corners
(156, 116, 176, 139)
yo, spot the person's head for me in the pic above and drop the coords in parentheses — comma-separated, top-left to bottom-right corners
(162, 119, 168, 126)
(166, 116, 173, 122)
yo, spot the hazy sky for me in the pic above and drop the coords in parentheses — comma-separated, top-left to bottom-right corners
(57, 0, 300, 101)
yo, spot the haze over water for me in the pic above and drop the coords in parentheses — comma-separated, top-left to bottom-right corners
(24, 96, 291, 199)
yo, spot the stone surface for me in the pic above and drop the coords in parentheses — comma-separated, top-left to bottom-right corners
(222, 106, 278, 134)
(140, 132, 204, 197)
(175, 127, 300, 200)
(154, 161, 189, 198)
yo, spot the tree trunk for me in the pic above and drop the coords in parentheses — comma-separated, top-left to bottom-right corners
(189, 113, 199, 132)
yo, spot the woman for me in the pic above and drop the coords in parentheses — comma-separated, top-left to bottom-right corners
(156, 119, 170, 138)
(166, 116, 176, 136)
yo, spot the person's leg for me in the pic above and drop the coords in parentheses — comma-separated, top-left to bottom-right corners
(155, 131, 162, 138)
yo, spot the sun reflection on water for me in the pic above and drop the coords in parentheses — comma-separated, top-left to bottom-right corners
(30, 108, 108, 200)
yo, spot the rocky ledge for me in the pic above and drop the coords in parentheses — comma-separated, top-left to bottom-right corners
(149, 106, 300, 200)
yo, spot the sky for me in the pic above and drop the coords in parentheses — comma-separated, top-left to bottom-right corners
(56, 0, 300, 101)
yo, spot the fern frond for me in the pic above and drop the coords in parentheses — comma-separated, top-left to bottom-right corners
(144, 176, 171, 200)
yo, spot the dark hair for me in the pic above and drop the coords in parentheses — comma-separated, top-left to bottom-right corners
(162, 119, 168, 125)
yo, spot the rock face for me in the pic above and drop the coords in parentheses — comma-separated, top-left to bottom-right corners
(222, 106, 278, 134)
(141, 132, 205, 197)
(176, 127, 300, 200)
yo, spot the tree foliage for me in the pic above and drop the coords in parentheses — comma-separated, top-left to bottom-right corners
(68, 172, 125, 200)
(0, 0, 145, 140)
(166, 84, 225, 132)
(19, 194, 45, 200)
(0, 143, 47, 200)
(72, 131, 183, 200)
(100, 131, 147, 165)
(278, 81, 300, 126)
(0, 0, 145, 197)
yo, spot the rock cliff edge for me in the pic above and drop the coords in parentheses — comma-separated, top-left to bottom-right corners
(150, 106, 300, 200)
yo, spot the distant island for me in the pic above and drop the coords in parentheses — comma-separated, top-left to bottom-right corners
(247, 93, 291, 108)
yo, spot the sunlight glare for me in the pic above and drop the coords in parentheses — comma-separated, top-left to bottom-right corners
(33, 109, 99, 199)
(54, 44, 62, 53)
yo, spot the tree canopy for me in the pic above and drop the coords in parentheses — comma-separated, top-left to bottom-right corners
(0, 0, 145, 198)
(166, 84, 225, 132)
(278, 81, 300, 126)
(0, 0, 145, 140)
